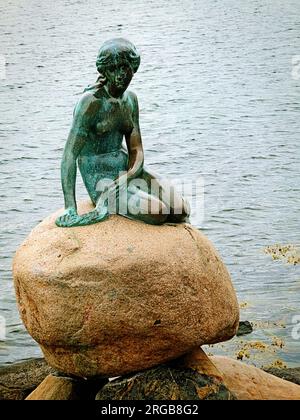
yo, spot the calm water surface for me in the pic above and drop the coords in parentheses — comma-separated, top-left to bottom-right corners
(0, 0, 299, 367)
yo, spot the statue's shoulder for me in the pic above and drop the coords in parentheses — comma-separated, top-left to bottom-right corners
(125, 90, 138, 111)
(126, 90, 138, 102)
(78, 91, 98, 107)
(74, 91, 99, 118)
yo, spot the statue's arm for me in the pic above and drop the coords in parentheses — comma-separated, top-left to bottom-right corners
(125, 92, 144, 179)
(61, 130, 86, 211)
(58, 94, 93, 224)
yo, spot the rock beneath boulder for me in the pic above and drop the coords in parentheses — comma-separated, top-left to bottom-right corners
(25, 374, 81, 400)
(13, 201, 239, 378)
(0, 358, 55, 400)
(96, 348, 235, 400)
(210, 356, 300, 400)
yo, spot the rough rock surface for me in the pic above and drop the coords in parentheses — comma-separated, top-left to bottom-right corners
(13, 201, 239, 378)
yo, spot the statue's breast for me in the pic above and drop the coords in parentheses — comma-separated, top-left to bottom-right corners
(96, 118, 115, 135)
(96, 99, 133, 136)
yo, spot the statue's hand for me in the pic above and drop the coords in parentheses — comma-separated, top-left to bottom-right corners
(55, 207, 79, 228)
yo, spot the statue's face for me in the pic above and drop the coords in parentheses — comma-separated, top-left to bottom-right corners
(104, 61, 134, 96)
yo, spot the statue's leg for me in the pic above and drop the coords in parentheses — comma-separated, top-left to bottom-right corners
(137, 169, 191, 223)
(78, 152, 190, 225)
(117, 184, 169, 225)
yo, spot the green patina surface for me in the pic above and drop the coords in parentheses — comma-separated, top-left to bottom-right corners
(56, 38, 190, 228)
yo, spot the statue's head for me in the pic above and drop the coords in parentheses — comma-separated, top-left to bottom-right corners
(96, 38, 140, 74)
(96, 38, 140, 96)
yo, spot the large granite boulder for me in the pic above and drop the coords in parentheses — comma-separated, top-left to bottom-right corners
(13, 201, 239, 378)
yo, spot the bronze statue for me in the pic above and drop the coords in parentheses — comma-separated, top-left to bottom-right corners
(56, 38, 190, 227)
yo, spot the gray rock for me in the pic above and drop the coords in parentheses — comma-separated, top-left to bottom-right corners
(96, 363, 235, 400)
(0, 358, 55, 400)
(236, 321, 253, 337)
(264, 368, 300, 386)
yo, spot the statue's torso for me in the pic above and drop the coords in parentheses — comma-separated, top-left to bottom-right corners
(78, 89, 134, 202)
(80, 90, 134, 155)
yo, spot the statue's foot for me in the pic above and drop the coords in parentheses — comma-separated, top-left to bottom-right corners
(75, 207, 109, 226)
